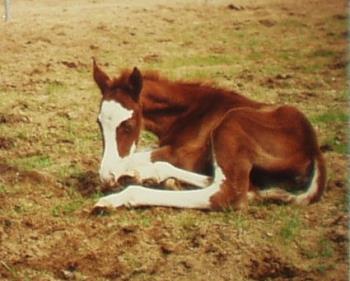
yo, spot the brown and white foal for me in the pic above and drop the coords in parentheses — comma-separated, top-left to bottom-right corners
(93, 60, 326, 210)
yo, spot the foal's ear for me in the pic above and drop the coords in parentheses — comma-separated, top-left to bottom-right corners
(93, 58, 111, 93)
(128, 67, 143, 101)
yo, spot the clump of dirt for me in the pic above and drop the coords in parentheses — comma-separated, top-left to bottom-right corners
(227, 4, 244, 11)
(0, 162, 51, 184)
(63, 170, 101, 196)
(0, 137, 15, 150)
(261, 74, 293, 89)
(60, 60, 88, 70)
(259, 19, 277, 27)
(0, 113, 30, 124)
(28, 246, 127, 280)
(248, 250, 302, 280)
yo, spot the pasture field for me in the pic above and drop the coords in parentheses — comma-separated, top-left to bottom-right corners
(0, 0, 348, 280)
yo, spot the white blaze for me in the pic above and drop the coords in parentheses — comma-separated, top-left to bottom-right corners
(99, 100, 133, 182)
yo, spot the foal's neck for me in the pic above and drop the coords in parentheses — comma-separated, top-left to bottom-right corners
(140, 78, 263, 139)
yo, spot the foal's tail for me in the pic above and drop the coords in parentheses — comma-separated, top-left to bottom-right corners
(294, 152, 327, 205)
(257, 153, 327, 205)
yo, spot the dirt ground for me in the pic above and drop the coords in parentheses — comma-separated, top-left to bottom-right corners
(0, 0, 348, 280)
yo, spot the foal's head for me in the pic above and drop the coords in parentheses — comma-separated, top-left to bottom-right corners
(93, 59, 142, 185)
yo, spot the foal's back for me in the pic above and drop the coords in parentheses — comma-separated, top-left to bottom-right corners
(139, 73, 264, 141)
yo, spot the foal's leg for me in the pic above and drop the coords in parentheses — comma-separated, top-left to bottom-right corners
(151, 144, 213, 176)
(120, 150, 212, 188)
(209, 160, 252, 210)
(208, 120, 254, 210)
(94, 161, 223, 209)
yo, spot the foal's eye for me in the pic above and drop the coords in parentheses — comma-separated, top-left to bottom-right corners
(120, 120, 133, 133)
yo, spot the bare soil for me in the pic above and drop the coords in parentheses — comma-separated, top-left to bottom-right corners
(0, 0, 348, 280)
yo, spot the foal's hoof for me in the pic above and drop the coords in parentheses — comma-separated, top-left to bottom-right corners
(209, 191, 248, 211)
(209, 193, 231, 210)
(117, 175, 138, 186)
(90, 205, 111, 216)
(163, 178, 182, 190)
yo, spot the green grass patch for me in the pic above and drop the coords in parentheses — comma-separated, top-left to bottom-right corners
(0, 184, 6, 194)
(318, 238, 334, 258)
(179, 213, 198, 231)
(280, 18, 306, 29)
(247, 49, 264, 61)
(310, 49, 337, 58)
(0, 261, 20, 280)
(56, 163, 84, 180)
(302, 236, 334, 260)
(300, 62, 325, 74)
(140, 130, 159, 147)
(279, 215, 302, 241)
(45, 81, 67, 95)
(326, 138, 348, 154)
(208, 209, 249, 230)
(135, 211, 153, 227)
(51, 199, 84, 217)
(313, 263, 335, 273)
(270, 207, 302, 241)
(311, 111, 348, 124)
(311, 110, 348, 154)
(278, 49, 303, 61)
(151, 54, 238, 69)
(13, 155, 53, 171)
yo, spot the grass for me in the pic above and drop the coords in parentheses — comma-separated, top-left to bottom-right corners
(0, 0, 347, 280)
(150, 54, 239, 69)
(279, 215, 302, 241)
(220, 209, 249, 230)
(301, 236, 334, 259)
(178, 213, 198, 231)
(311, 111, 348, 124)
(45, 81, 67, 95)
(0, 261, 20, 280)
(311, 110, 348, 154)
(310, 49, 337, 58)
(318, 237, 334, 258)
(11, 154, 53, 171)
(52, 199, 85, 217)
(268, 207, 303, 242)
(313, 264, 335, 274)
(139, 130, 159, 148)
(56, 163, 84, 180)
(324, 136, 348, 154)
(0, 184, 6, 194)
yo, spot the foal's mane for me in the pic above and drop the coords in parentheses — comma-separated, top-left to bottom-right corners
(110, 68, 260, 109)
(142, 70, 220, 90)
(111, 69, 221, 92)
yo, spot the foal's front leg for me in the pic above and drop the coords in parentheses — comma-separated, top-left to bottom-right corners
(117, 151, 212, 188)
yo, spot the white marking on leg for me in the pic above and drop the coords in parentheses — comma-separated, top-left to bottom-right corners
(99, 100, 133, 182)
(112, 150, 211, 187)
(126, 161, 211, 187)
(110, 151, 152, 181)
(129, 142, 137, 155)
(95, 159, 225, 209)
(152, 162, 211, 187)
(95, 184, 219, 209)
(295, 162, 319, 205)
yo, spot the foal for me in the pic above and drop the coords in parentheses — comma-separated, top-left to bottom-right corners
(93, 60, 326, 210)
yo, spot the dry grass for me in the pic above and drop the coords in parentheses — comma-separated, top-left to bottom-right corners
(0, 0, 348, 280)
